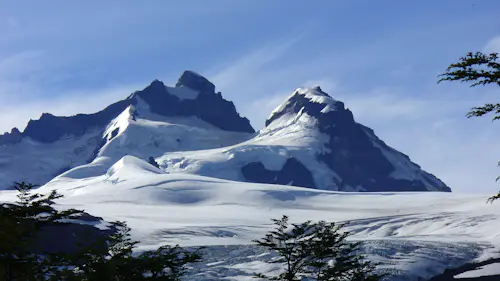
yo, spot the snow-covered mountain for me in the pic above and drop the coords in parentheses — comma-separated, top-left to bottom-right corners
(155, 86, 450, 192)
(0, 71, 253, 189)
(0, 71, 449, 192)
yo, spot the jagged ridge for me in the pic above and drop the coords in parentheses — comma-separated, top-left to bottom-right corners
(0, 73, 450, 193)
(263, 86, 451, 192)
(0, 70, 254, 145)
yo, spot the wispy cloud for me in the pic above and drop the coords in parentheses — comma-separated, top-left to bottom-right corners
(0, 83, 143, 133)
(0, 48, 146, 133)
(208, 25, 314, 93)
(0, 50, 46, 78)
(484, 35, 500, 53)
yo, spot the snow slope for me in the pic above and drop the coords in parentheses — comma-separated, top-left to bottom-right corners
(153, 87, 449, 192)
(156, 108, 337, 189)
(0, 94, 251, 190)
(55, 99, 252, 181)
(0, 72, 449, 193)
(1, 155, 497, 280)
(0, 128, 103, 189)
(0, 71, 254, 190)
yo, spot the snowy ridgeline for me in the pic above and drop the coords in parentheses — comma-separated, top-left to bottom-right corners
(0, 155, 497, 280)
(1, 80, 450, 192)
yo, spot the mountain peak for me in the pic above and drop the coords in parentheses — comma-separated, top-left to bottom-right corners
(0, 126, 22, 145)
(261, 86, 450, 192)
(265, 87, 348, 127)
(11, 127, 21, 135)
(148, 79, 166, 89)
(175, 70, 216, 93)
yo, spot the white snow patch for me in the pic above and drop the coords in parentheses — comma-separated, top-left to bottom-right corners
(269, 87, 340, 119)
(106, 155, 166, 180)
(103, 105, 136, 141)
(297, 87, 339, 113)
(166, 85, 200, 100)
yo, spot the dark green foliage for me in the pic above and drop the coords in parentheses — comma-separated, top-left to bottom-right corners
(438, 52, 500, 87)
(253, 215, 383, 281)
(0, 182, 202, 281)
(0, 182, 83, 280)
(438, 52, 500, 202)
(60, 221, 203, 281)
(253, 216, 316, 281)
(439, 52, 500, 121)
(487, 192, 500, 203)
(134, 244, 203, 280)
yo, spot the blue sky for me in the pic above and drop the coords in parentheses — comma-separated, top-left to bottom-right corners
(1, 0, 500, 193)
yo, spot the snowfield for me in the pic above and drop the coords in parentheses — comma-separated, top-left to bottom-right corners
(1, 155, 499, 280)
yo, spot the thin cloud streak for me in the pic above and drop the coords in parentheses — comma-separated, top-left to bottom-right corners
(0, 83, 144, 133)
(484, 36, 500, 53)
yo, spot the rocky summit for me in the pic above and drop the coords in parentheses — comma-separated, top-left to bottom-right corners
(262, 86, 450, 192)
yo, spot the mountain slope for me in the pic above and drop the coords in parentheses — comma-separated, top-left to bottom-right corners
(155, 86, 450, 192)
(0, 71, 449, 192)
(55, 102, 252, 181)
(0, 71, 254, 189)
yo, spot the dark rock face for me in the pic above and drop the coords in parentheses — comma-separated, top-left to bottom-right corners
(130, 72, 254, 134)
(22, 100, 133, 143)
(0, 127, 22, 145)
(147, 156, 160, 169)
(241, 157, 316, 188)
(8, 71, 253, 145)
(175, 70, 216, 93)
(266, 89, 451, 192)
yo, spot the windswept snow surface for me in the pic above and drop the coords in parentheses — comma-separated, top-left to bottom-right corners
(269, 87, 341, 117)
(0, 129, 103, 189)
(156, 110, 340, 189)
(1, 155, 498, 280)
(154, 87, 448, 192)
(53, 102, 252, 182)
(166, 85, 200, 100)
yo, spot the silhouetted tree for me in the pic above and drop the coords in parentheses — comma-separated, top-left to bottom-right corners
(253, 215, 383, 281)
(1, 183, 203, 281)
(0, 182, 83, 280)
(438, 52, 500, 202)
(61, 221, 203, 281)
